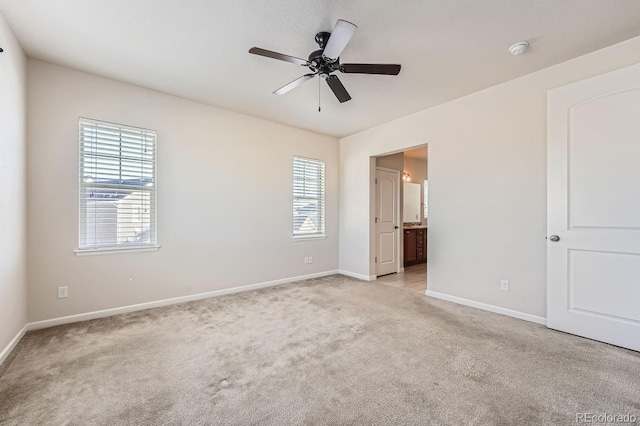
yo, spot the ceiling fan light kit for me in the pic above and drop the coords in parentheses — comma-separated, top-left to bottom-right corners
(249, 19, 401, 105)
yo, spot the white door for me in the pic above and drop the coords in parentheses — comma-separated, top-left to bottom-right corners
(376, 168, 400, 276)
(547, 63, 640, 352)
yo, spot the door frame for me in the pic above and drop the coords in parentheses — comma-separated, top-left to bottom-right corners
(375, 166, 402, 276)
(369, 144, 428, 279)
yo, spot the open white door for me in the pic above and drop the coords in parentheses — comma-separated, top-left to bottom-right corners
(547, 63, 640, 352)
(375, 168, 400, 276)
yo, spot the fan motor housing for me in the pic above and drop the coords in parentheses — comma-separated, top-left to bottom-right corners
(308, 48, 340, 74)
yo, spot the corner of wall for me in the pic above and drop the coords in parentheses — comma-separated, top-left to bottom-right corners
(0, 11, 28, 365)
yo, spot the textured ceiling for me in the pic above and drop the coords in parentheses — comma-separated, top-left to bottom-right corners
(1, 0, 640, 138)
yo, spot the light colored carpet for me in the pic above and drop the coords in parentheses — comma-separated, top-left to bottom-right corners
(1, 274, 639, 425)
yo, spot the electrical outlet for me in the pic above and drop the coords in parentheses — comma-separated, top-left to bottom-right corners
(500, 280, 509, 291)
(57, 286, 68, 299)
(308, 256, 313, 264)
(304, 257, 308, 264)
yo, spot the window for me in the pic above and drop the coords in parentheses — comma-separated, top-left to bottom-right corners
(423, 179, 429, 219)
(78, 118, 157, 251)
(293, 157, 325, 239)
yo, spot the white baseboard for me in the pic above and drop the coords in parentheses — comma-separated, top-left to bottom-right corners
(27, 270, 339, 331)
(0, 324, 27, 366)
(338, 270, 377, 281)
(425, 290, 547, 326)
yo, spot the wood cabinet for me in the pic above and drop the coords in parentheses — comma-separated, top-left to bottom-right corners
(403, 228, 427, 266)
(404, 229, 417, 263)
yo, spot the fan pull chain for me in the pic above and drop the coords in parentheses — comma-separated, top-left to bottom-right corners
(318, 77, 321, 112)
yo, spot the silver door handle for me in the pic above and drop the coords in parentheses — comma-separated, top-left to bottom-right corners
(549, 235, 560, 242)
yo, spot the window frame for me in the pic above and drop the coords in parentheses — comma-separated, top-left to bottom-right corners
(75, 117, 159, 255)
(292, 156, 326, 241)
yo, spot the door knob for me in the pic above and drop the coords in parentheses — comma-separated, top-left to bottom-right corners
(549, 235, 560, 242)
(394, 226, 399, 229)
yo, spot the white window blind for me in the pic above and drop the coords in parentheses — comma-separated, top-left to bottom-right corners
(79, 118, 157, 250)
(293, 157, 325, 238)
(424, 179, 429, 219)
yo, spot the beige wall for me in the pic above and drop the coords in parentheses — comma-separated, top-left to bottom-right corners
(0, 13, 27, 355)
(27, 60, 339, 322)
(375, 152, 404, 171)
(339, 35, 640, 318)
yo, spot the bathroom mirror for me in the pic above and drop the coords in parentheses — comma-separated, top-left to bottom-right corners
(403, 182, 421, 223)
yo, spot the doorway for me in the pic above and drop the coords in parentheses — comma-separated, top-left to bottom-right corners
(373, 145, 428, 291)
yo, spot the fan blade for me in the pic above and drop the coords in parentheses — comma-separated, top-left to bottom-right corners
(273, 74, 316, 95)
(323, 19, 357, 61)
(340, 63, 401, 75)
(325, 75, 351, 103)
(249, 47, 308, 66)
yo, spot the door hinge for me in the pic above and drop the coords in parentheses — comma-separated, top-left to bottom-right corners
(375, 217, 378, 223)
(375, 257, 377, 263)
(375, 178, 378, 184)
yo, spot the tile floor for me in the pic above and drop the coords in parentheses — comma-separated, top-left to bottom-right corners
(375, 263, 427, 294)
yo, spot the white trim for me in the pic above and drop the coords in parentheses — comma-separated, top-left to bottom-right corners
(26, 270, 339, 331)
(426, 290, 547, 325)
(292, 234, 327, 241)
(339, 270, 377, 281)
(374, 166, 401, 173)
(0, 324, 27, 366)
(74, 245, 161, 256)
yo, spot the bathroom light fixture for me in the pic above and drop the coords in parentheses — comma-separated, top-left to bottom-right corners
(509, 41, 529, 56)
(403, 172, 411, 181)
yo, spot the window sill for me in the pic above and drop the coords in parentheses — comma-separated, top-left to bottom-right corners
(292, 234, 327, 241)
(74, 245, 161, 256)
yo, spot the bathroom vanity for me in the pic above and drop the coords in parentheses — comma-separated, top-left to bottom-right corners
(402, 181, 427, 266)
(403, 226, 427, 266)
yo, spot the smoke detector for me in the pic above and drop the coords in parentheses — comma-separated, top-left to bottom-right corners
(509, 41, 529, 56)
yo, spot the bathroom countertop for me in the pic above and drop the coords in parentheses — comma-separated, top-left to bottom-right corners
(403, 226, 427, 230)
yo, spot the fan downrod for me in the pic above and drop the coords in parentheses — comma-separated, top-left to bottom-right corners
(314, 32, 331, 49)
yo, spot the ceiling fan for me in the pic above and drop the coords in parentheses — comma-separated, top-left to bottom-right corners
(249, 19, 401, 104)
